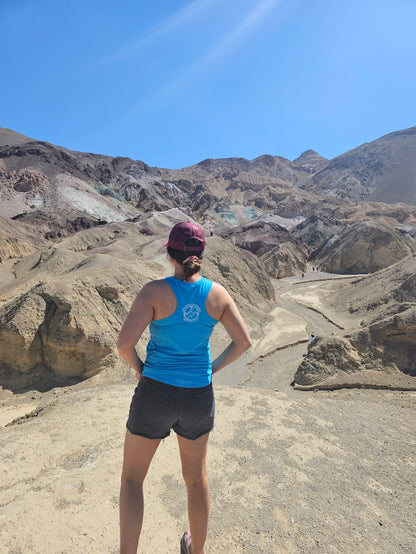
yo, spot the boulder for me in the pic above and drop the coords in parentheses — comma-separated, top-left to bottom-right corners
(0, 293, 45, 373)
(0, 279, 129, 391)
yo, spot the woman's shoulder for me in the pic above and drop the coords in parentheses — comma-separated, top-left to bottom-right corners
(207, 281, 232, 302)
(140, 279, 171, 297)
(145, 278, 168, 287)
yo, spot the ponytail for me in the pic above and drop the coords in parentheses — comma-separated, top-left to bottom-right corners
(167, 246, 204, 279)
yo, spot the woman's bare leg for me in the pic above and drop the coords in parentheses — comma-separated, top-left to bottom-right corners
(177, 433, 210, 554)
(119, 430, 161, 554)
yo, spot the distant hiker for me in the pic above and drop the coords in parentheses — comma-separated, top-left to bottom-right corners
(312, 266, 315, 272)
(302, 272, 305, 279)
(309, 334, 315, 344)
(210, 230, 213, 236)
(117, 221, 251, 554)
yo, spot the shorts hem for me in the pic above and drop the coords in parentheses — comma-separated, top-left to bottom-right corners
(126, 424, 170, 440)
(175, 425, 214, 441)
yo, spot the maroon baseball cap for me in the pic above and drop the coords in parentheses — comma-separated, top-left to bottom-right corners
(164, 221, 206, 252)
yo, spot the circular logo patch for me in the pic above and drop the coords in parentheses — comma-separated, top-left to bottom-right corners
(182, 303, 201, 323)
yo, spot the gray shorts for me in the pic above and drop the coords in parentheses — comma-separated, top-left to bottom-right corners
(127, 376, 215, 440)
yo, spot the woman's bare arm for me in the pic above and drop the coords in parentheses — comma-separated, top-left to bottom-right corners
(211, 290, 251, 375)
(117, 283, 156, 378)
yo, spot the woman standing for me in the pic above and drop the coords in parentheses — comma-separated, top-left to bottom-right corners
(117, 221, 251, 554)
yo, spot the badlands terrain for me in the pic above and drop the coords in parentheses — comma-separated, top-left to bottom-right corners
(0, 127, 415, 552)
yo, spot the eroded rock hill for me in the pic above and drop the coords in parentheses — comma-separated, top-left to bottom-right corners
(312, 220, 415, 274)
(0, 212, 274, 392)
(219, 219, 307, 278)
(294, 254, 416, 389)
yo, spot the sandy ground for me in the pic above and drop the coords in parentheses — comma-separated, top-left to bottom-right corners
(1, 269, 415, 553)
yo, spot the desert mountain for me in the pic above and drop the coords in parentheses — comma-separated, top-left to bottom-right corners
(2, 126, 416, 273)
(1, 126, 416, 392)
(1, 127, 416, 238)
(0, 128, 328, 230)
(292, 149, 329, 173)
(301, 127, 416, 204)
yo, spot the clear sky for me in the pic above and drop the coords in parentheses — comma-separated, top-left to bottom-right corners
(1, 0, 415, 169)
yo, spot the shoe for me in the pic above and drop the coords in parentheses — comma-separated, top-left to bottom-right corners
(180, 530, 191, 553)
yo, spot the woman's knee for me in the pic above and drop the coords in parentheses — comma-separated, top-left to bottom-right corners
(121, 464, 148, 486)
(181, 467, 207, 488)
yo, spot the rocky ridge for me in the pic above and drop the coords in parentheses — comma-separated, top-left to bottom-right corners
(301, 127, 416, 204)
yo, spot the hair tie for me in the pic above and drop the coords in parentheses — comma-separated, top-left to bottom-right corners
(183, 255, 200, 264)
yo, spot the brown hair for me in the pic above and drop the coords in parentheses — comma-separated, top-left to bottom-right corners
(167, 238, 204, 279)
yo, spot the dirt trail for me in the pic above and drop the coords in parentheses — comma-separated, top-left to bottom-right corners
(218, 268, 350, 391)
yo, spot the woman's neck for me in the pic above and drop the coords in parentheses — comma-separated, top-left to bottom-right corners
(173, 269, 201, 283)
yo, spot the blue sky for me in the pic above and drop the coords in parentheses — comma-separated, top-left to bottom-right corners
(1, 0, 415, 168)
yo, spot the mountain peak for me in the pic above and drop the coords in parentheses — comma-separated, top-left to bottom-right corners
(292, 150, 328, 173)
(293, 150, 325, 162)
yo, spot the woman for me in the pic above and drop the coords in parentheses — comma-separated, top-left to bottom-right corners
(117, 221, 251, 554)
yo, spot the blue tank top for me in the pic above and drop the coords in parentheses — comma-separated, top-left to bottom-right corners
(142, 276, 219, 387)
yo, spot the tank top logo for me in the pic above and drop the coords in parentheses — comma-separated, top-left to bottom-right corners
(182, 303, 201, 323)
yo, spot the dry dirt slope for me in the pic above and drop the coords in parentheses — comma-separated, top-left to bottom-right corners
(1, 352, 415, 553)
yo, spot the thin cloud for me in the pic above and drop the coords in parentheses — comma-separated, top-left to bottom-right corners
(104, 0, 219, 64)
(198, 0, 282, 68)
(131, 0, 282, 115)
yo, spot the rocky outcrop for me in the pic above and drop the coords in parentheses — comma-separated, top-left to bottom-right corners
(260, 243, 307, 279)
(203, 236, 275, 303)
(0, 224, 158, 390)
(314, 220, 415, 274)
(0, 217, 46, 264)
(294, 306, 416, 389)
(220, 220, 296, 256)
(219, 219, 307, 278)
(0, 279, 132, 391)
(291, 213, 347, 249)
(0, 237, 38, 264)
